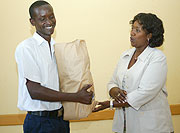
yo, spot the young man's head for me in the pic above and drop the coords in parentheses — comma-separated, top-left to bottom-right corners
(29, 1, 56, 41)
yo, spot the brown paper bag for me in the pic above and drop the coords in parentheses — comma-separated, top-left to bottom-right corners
(54, 39, 96, 120)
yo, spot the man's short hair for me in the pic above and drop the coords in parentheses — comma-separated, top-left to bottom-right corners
(29, 0, 50, 18)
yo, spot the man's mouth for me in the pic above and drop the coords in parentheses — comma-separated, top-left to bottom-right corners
(45, 26, 53, 30)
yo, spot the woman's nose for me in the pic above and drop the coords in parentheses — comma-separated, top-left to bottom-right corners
(130, 30, 135, 36)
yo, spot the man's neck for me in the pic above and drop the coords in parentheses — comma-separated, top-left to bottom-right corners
(36, 32, 51, 44)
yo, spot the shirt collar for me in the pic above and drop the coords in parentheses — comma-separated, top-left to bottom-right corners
(33, 32, 55, 46)
(137, 46, 154, 62)
(122, 47, 136, 58)
(122, 46, 154, 62)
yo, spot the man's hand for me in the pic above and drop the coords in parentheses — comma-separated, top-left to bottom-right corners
(109, 87, 127, 103)
(26, 79, 94, 104)
(76, 84, 93, 105)
(92, 101, 110, 112)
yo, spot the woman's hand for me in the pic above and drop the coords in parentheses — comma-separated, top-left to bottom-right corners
(92, 101, 110, 112)
(109, 87, 127, 103)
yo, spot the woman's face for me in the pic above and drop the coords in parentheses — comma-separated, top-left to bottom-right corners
(130, 21, 149, 49)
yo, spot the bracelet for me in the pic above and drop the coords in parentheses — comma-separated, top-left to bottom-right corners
(110, 99, 113, 110)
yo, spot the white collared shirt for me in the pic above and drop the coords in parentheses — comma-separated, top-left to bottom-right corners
(15, 32, 62, 111)
(108, 46, 173, 133)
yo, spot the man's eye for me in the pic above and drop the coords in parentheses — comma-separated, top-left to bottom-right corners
(50, 15, 54, 19)
(40, 18, 45, 21)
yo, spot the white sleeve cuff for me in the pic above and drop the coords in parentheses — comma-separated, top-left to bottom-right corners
(127, 92, 141, 111)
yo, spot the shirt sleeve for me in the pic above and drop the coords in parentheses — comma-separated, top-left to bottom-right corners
(127, 53, 167, 110)
(15, 45, 41, 83)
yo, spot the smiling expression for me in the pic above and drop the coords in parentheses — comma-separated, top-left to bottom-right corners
(30, 4, 56, 41)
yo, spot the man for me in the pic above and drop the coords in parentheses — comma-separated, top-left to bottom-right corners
(15, 1, 93, 133)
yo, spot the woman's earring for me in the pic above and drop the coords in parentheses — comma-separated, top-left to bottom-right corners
(147, 38, 149, 44)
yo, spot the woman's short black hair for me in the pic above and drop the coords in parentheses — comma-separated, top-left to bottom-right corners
(29, 0, 50, 19)
(130, 13, 164, 48)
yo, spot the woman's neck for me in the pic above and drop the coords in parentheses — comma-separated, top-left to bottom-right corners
(135, 45, 148, 57)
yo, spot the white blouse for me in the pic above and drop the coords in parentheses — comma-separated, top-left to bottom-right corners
(108, 46, 174, 133)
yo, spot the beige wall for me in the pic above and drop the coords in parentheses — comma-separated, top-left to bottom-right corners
(0, 0, 180, 132)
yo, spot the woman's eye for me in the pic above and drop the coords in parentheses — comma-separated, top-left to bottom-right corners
(136, 29, 140, 33)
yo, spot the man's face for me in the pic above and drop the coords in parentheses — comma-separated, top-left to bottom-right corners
(30, 4, 56, 40)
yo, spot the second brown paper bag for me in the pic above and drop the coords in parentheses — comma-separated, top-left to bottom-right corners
(54, 39, 96, 120)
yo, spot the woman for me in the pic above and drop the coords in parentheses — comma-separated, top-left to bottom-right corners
(94, 13, 174, 133)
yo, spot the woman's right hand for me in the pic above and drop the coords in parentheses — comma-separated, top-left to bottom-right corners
(109, 87, 127, 103)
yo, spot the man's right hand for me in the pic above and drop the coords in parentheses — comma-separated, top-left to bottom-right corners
(76, 84, 93, 105)
(26, 79, 94, 104)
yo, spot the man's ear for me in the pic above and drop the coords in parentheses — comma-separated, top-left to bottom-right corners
(29, 18, 35, 26)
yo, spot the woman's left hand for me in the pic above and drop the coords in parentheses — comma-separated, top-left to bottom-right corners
(109, 87, 127, 103)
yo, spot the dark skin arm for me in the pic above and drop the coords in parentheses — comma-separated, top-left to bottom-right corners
(93, 87, 130, 112)
(93, 100, 130, 112)
(26, 79, 93, 105)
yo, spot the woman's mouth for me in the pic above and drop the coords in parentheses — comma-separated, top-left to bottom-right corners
(130, 37, 135, 42)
